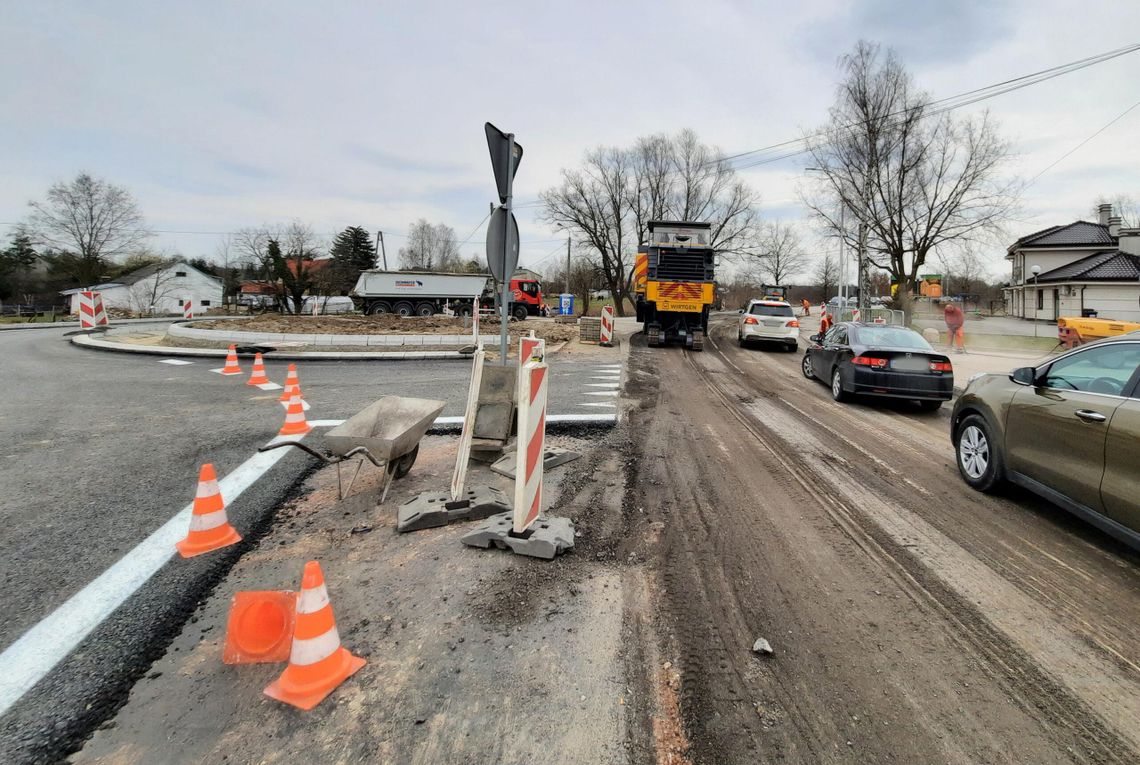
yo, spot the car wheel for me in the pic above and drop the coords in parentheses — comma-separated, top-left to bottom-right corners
(737, 332, 746, 347)
(393, 301, 414, 317)
(415, 302, 435, 317)
(368, 301, 392, 315)
(918, 399, 943, 412)
(955, 414, 1003, 492)
(831, 367, 849, 402)
(801, 352, 815, 380)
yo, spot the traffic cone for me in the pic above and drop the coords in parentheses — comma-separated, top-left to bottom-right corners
(279, 391, 311, 437)
(223, 590, 298, 664)
(278, 364, 301, 402)
(220, 345, 242, 375)
(264, 561, 366, 710)
(176, 464, 242, 558)
(247, 352, 271, 386)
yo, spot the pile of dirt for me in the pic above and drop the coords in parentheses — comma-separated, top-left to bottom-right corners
(188, 314, 581, 346)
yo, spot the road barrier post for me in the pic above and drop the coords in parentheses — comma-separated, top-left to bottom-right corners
(600, 305, 614, 347)
(78, 291, 108, 329)
(183, 298, 194, 320)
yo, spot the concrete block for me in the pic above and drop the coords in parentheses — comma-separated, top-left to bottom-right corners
(489, 446, 581, 477)
(396, 485, 511, 533)
(460, 512, 575, 560)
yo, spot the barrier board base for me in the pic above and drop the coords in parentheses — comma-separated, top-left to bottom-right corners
(459, 512, 575, 560)
(489, 447, 581, 478)
(396, 486, 510, 533)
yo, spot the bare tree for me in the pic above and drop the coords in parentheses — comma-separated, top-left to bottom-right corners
(397, 219, 460, 270)
(26, 172, 151, 285)
(273, 221, 323, 314)
(126, 261, 180, 316)
(737, 220, 811, 285)
(542, 130, 761, 316)
(803, 42, 1018, 319)
(233, 226, 278, 280)
(936, 247, 992, 298)
(814, 250, 839, 302)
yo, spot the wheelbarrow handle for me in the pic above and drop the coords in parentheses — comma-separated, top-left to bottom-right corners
(257, 440, 386, 468)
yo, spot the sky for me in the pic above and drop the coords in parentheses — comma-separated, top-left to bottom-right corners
(1, 0, 1138, 283)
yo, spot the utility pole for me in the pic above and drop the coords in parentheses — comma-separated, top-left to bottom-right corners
(565, 235, 571, 293)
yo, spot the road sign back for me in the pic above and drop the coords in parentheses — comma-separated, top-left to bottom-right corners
(485, 122, 523, 205)
(486, 206, 519, 284)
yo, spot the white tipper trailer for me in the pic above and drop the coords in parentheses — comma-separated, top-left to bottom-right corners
(350, 271, 491, 316)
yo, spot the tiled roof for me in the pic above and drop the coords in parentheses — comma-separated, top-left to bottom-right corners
(1036, 250, 1140, 282)
(1013, 221, 1116, 249)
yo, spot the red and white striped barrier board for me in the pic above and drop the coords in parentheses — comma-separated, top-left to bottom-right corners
(600, 305, 614, 346)
(78, 291, 108, 329)
(450, 345, 486, 502)
(852, 308, 861, 322)
(520, 331, 544, 364)
(513, 359, 549, 534)
(183, 298, 194, 319)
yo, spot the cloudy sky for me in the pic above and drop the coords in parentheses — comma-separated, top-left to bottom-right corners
(2, 1, 1137, 281)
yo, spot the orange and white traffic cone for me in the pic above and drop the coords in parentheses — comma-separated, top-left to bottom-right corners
(264, 561, 366, 710)
(176, 464, 242, 558)
(223, 590, 298, 665)
(220, 345, 242, 375)
(279, 391, 311, 437)
(247, 352, 271, 386)
(278, 363, 301, 402)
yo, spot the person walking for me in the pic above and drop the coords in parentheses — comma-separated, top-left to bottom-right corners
(944, 301, 966, 353)
(801, 298, 811, 317)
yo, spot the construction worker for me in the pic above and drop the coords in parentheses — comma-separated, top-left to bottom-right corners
(801, 298, 811, 317)
(944, 301, 966, 353)
(819, 306, 832, 336)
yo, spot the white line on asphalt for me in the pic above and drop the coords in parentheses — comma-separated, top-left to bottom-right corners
(580, 402, 617, 408)
(585, 383, 620, 389)
(310, 413, 619, 428)
(280, 398, 312, 411)
(157, 359, 194, 366)
(590, 375, 621, 380)
(255, 382, 282, 391)
(0, 434, 304, 716)
(583, 390, 620, 397)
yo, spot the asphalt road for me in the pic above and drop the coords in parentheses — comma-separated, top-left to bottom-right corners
(0, 325, 621, 763)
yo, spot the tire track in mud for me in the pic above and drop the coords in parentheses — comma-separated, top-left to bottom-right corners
(690, 321, 1140, 763)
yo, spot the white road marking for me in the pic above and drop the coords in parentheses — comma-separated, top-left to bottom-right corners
(583, 391, 619, 397)
(255, 382, 282, 391)
(585, 383, 620, 389)
(279, 398, 311, 411)
(311, 413, 619, 427)
(157, 359, 194, 366)
(590, 375, 621, 380)
(209, 368, 241, 375)
(0, 434, 306, 716)
(580, 402, 617, 408)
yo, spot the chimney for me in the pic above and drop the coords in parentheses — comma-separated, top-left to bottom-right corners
(1098, 203, 1113, 226)
(1108, 216, 1122, 238)
(1117, 228, 1140, 256)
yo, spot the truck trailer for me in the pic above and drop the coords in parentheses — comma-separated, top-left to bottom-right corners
(350, 270, 544, 320)
(636, 221, 716, 350)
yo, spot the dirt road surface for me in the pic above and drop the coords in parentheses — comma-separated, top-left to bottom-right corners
(70, 315, 1140, 764)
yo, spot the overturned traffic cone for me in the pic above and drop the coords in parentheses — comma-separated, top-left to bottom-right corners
(264, 561, 365, 710)
(176, 464, 242, 558)
(278, 391, 311, 437)
(278, 363, 301, 402)
(247, 352, 271, 386)
(220, 345, 242, 375)
(223, 590, 298, 664)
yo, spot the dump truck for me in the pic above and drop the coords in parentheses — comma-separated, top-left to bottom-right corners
(1057, 315, 1140, 348)
(351, 270, 544, 319)
(636, 221, 716, 350)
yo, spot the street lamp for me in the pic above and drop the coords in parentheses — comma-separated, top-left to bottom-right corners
(1030, 264, 1041, 338)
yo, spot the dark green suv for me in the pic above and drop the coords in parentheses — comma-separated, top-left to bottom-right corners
(950, 333, 1140, 550)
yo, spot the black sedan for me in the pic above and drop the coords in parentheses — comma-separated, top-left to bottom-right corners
(801, 322, 954, 410)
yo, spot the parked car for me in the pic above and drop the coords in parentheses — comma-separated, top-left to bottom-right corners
(801, 322, 954, 410)
(951, 333, 1140, 550)
(737, 299, 799, 351)
(300, 296, 355, 314)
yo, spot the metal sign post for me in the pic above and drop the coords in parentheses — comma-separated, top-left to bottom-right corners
(499, 134, 515, 364)
(485, 122, 523, 365)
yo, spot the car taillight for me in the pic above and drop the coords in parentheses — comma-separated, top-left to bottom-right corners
(744, 316, 759, 325)
(787, 319, 800, 327)
(930, 361, 953, 372)
(852, 356, 888, 368)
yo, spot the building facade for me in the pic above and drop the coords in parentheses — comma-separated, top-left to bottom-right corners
(1005, 203, 1140, 323)
(63, 261, 224, 315)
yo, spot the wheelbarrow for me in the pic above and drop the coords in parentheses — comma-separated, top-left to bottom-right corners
(259, 395, 445, 502)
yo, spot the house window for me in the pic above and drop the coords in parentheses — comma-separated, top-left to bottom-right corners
(177, 299, 184, 306)
(200, 300, 211, 307)
(1036, 289, 1043, 310)
(175, 271, 187, 277)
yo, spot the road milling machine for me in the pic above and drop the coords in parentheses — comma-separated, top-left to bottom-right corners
(634, 221, 716, 350)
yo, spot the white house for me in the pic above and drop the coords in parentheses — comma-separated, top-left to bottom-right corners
(1005, 203, 1140, 323)
(62, 260, 224, 316)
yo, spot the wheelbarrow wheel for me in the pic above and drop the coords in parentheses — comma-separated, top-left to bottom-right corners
(389, 444, 419, 480)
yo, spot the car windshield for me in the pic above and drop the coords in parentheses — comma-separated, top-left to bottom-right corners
(854, 325, 932, 350)
(749, 303, 793, 317)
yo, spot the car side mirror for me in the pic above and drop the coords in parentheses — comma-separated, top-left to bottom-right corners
(1010, 367, 1036, 386)
(737, 308, 744, 314)
(808, 333, 821, 343)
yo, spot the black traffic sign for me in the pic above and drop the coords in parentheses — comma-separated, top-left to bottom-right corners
(485, 122, 523, 205)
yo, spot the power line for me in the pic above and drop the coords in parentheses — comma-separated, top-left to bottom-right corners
(718, 42, 1140, 171)
(1028, 97, 1140, 183)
